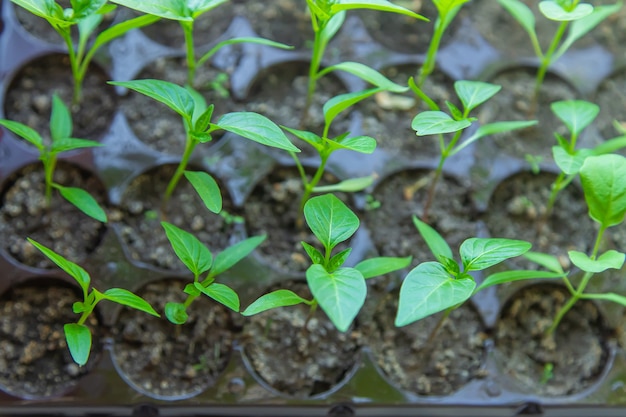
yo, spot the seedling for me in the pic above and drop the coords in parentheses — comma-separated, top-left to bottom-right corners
(107, 79, 300, 212)
(10, 0, 160, 103)
(301, 0, 427, 122)
(0, 94, 107, 222)
(395, 217, 562, 343)
(408, 79, 537, 221)
(27, 238, 160, 366)
(526, 154, 626, 334)
(109, 0, 293, 86)
(160, 221, 265, 324)
(242, 193, 411, 332)
(498, 0, 622, 106)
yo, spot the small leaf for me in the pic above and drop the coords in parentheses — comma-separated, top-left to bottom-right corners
(184, 171, 222, 214)
(107, 0, 192, 20)
(161, 222, 213, 277)
(475, 270, 564, 293)
(460, 238, 532, 271)
(304, 194, 359, 252)
(553, 146, 592, 175)
(217, 112, 300, 152)
(454, 80, 501, 113)
(55, 185, 107, 223)
(498, 0, 536, 38)
(92, 14, 161, 54)
(64, 323, 91, 366)
(395, 262, 475, 327)
(102, 288, 160, 317)
(411, 111, 471, 136)
(242, 290, 309, 316)
(312, 176, 374, 193)
(320, 10, 345, 44)
(331, 0, 428, 21)
(551, 100, 599, 136)
(585, 292, 626, 307)
(307, 265, 366, 332)
(539, 1, 593, 21)
(580, 154, 626, 228)
(330, 135, 377, 154)
(354, 256, 412, 279)
(413, 216, 453, 261)
(165, 302, 188, 324)
(50, 94, 72, 141)
(184, 283, 201, 296)
(451, 120, 537, 156)
(194, 282, 240, 312)
(51, 138, 103, 153)
(282, 125, 323, 149)
(27, 238, 91, 293)
(328, 248, 352, 272)
(0, 119, 44, 150)
(319, 62, 408, 93)
(445, 101, 464, 120)
(72, 301, 86, 314)
(568, 250, 625, 273)
(524, 251, 565, 274)
(301, 241, 324, 265)
(211, 235, 266, 276)
(324, 88, 381, 128)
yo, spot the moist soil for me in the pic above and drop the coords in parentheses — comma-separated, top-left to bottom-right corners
(116, 164, 242, 270)
(366, 292, 487, 396)
(241, 282, 361, 398)
(112, 279, 235, 399)
(4, 54, 117, 142)
(495, 284, 609, 396)
(0, 282, 99, 398)
(0, 162, 108, 269)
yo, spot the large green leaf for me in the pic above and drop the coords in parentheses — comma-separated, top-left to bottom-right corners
(395, 262, 475, 326)
(184, 170, 222, 214)
(354, 256, 412, 279)
(109, 79, 194, 121)
(475, 270, 564, 293)
(306, 264, 366, 332)
(0, 119, 44, 150)
(64, 323, 91, 366)
(539, 1, 593, 21)
(194, 282, 239, 312)
(216, 112, 300, 152)
(331, 0, 428, 21)
(460, 238, 531, 271)
(319, 62, 408, 93)
(551, 100, 599, 136)
(580, 154, 626, 228)
(413, 216, 453, 261)
(50, 94, 72, 141)
(211, 235, 266, 276)
(455, 80, 501, 113)
(241, 289, 310, 316)
(161, 222, 213, 277)
(568, 250, 625, 273)
(304, 194, 359, 252)
(323, 88, 381, 128)
(102, 288, 160, 317)
(553, 146, 592, 175)
(411, 111, 471, 136)
(55, 185, 108, 223)
(27, 238, 91, 294)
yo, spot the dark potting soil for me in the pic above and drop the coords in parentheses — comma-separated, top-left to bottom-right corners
(367, 292, 487, 396)
(0, 162, 108, 269)
(494, 284, 609, 396)
(116, 164, 243, 270)
(4, 54, 117, 142)
(241, 282, 361, 398)
(112, 279, 235, 398)
(0, 283, 99, 398)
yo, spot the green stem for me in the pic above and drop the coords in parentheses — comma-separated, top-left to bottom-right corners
(302, 26, 325, 127)
(533, 21, 568, 103)
(425, 307, 452, 347)
(162, 136, 198, 212)
(181, 21, 196, 86)
(417, 14, 447, 88)
(57, 27, 81, 105)
(43, 154, 57, 208)
(299, 150, 330, 214)
(303, 300, 319, 332)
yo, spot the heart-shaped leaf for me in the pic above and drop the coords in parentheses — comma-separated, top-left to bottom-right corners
(551, 100, 599, 136)
(412, 111, 471, 136)
(304, 194, 359, 252)
(539, 1, 593, 21)
(455, 80, 501, 113)
(568, 250, 625, 273)
(553, 146, 592, 175)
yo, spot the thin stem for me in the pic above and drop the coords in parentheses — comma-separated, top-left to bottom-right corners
(417, 14, 447, 88)
(299, 151, 330, 214)
(425, 307, 452, 347)
(162, 136, 198, 213)
(533, 21, 568, 105)
(57, 27, 81, 105)
(43, 154, 57, 208)
(181, 21, 197, 86)
(302, 26, 325, 127)
(302, 300, 319, 332)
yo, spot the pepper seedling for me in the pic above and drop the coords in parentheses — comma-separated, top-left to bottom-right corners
(27, 238, 160, 366)
(0, 93, 107, 222)
(10, 0, 160, 104)
(498, 0, 622, 107)
(242, 193, 411, 332)
(408, 79, 537, 221)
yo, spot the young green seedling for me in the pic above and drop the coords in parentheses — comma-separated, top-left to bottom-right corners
(408, 79, 537, 221)
(160, 221, 265, 324)
(108, 0, 293, 86)
(395, 217, 562, 343)
(0, 93, 107, 222)
(526, 153, 626, 334)
(10, 0, 159, 103)
(242, 193, 411, 332)
(107, 79, 300, 212)
(301, 0, 427, 122)
(498, 0, 622, 106)
(27, 238, 160, 366)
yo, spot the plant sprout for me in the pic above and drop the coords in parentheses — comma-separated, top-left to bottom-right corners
(243, 193, 411, 332)
(10, 0, 160, 103)
(498, 0, 622, 105)
(408, 79, 537, 221)
(109, 0, 293, 86)
(0, 93, 107, 222)
(27, 238, 160, 366)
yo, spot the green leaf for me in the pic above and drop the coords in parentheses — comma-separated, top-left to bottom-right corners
(592, 135, 626, 156)
(319, 10, 345, 44)
(585, 292, 626, 307)
(553, 147, 592, 175)
(551, 100, 599, 136)
(55, 185, 107, 223)
(27, 238, 91, 293)
(194, 282, 239, 312)
(304, 194, 359, 252)
(50, 94, 72, 141)
(71, 0, 107, 20)
(165, 302, 188, 324)
(186, 84, 209, 125)
(72, 301, 86, 314)
(524, 251, 565, 274)
(108, 79, 194, 121)
(188, 0, 229, 17)
(0, 119, 44, 150)
(454, 80, 501, 113)
(282, 126, 323, 149)
(12, 0, 68, 26)
(216, 112, 300, 152)
(460, 238, 532, 271)
(475, 270, 564, 292)
(413, 216, 453, 261)
(568, 250, 625, 273)
(445, 101, 464, 120)
(184, 170, 222, 214)
(411, 111, 471, 136)
(211, 235, 266, 276)
(161, 222, 213, 277)
(319, 62, 408, 93)
(323, 88, 381, 128)
(306, 264, 366, 332)
(328, 248, 352, 272)
(193, 103, 215, 133)
(108, 0, 193, 20)
(184, 283, 201, 296)
(580, 154, 626, 228)
(77, 11, 102, 45)
(51, 138, 103, 153)
(102, 288, 160, 317)
(354, 256, 412, 279)
(92, 14, 161, 55)
(331, 0, 428, 21)
(451, 120, 537, 156)
(198, 36, 294, 67)
(241, 289, 309, 316)
(312, 176, 374, 193)
(498, 0, 536, 38)
(539, 1, 593, 21)
(302, 241, 324, 265)
(395, 262, 475, 326)
(330, 135, 377, 153)
(64, 323, 91, 366)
